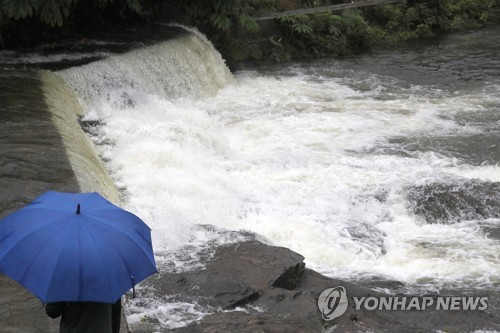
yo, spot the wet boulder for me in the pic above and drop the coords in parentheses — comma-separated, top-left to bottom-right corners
(132, 240, 500, 333)
(406, 179, 500, 224)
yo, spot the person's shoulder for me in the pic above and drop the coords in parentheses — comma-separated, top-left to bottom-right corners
(45, 302, 67, 318)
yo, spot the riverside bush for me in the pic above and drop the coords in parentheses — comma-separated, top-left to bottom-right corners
(1, 0, 499, 66)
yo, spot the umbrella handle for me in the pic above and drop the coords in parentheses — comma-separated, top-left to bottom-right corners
(131, 275, 136, 298)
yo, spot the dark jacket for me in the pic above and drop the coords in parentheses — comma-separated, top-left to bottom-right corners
(45, 301, 121, 333)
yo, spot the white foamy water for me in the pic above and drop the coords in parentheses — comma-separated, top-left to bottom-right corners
(82, 70, 500, 285)
(57, 28, 500, 329)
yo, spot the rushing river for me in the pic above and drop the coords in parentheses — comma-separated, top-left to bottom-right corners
(2, 25, 499, 329)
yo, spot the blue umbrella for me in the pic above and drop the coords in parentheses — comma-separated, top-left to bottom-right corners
(0, 191, 157, 303)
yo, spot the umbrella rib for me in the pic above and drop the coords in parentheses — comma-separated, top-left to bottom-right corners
(88, 209, 151, 230)
(78, 218, 115, 301)
(84, 214, 155, 266)
(41, 225, 76, 301)
(86, 215, 157, 296)
(0, 214, 71, 262)
(23, 206, 75, 213)
(105, 234, 157, 298)
(8, 218, 72, 302)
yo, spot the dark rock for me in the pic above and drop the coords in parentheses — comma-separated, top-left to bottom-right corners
(171, 311, 312, 333)
(406, 179, 500, 224)
(133, 240, 500, 333)
(141, 240, 305, 312)
(207, 240, 305, 292)
(298, 269, 499, 333)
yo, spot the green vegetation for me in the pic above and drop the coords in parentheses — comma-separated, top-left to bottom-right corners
(0, 0, 147, 48)
(264, 0, 500, 64)
(273, 10, 384, 61)
(0, 0, 143, 27)
(1, 0, 499, 67)
(369, 0, 500, 41)
(170, 0, 274, 65)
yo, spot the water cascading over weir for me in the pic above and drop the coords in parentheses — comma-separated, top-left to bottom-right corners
(2, 23, 500, 333)
(0, 26, 234, 332)
(51, 28, 234, 196)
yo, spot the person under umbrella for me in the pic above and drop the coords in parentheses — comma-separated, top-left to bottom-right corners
(0, 191, 158, 333)
(45, 300, 122, 333)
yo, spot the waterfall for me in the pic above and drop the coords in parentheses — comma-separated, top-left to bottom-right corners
(28, 25, 500, 331)
(56, 30, 234, 110)
(39, 70, 120, 204)
(37, 28, 233, 204)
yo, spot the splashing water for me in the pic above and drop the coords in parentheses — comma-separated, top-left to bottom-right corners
(54, 27, 500, 328)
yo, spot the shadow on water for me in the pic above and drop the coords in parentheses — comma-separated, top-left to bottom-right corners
(0, 24, 189, 71)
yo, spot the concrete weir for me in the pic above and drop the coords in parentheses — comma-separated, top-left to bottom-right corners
(0, 28, 234, 332)
(0, 70, 126, 332)
(0, 70, 70, 333)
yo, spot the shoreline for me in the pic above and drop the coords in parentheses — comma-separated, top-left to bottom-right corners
(128, 239, 500, 332)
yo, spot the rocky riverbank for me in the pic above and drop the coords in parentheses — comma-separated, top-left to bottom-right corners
(129, 240, 499, 333)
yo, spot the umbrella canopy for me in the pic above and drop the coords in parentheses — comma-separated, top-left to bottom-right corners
(0, 191, 157, 303)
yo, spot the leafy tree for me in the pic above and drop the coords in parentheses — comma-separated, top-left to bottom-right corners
(0, 0, 143, 27)
(1, 0, 500, 64)
(176, 0, 274, 67)
(449, 0, 497, 30)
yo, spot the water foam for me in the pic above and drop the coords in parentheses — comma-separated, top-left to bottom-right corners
(80, 69, 499, 290)
(57, 31, 500, 328)
(57, 32, 233, 110)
